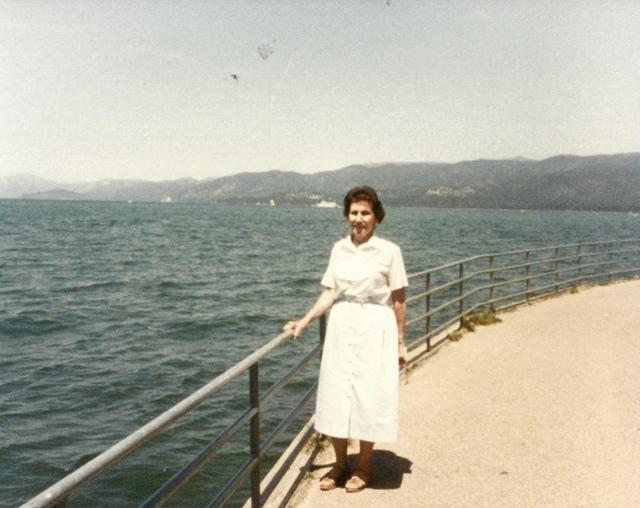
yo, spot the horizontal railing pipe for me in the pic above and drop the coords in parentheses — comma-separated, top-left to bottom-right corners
(479, 239, 640, 261)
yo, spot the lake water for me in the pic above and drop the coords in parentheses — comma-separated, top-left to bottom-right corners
(2, 200, 640, 507)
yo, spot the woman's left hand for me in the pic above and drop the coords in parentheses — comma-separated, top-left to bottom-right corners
(398, 340, 407, 365)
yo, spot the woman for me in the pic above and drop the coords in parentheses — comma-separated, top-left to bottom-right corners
(284, 186, 408, 493)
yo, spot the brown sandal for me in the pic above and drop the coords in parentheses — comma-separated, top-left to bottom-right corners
(319, 465, 350, 491)
(345, 469, 369, 493)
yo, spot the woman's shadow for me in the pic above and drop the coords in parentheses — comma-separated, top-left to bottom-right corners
(314, 450, 412, 490)
(357, 450, 412, 489)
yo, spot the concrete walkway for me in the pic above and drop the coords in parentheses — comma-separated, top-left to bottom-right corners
(288, 280, 640, 507)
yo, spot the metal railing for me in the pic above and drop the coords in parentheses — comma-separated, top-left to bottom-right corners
(21, 239, 640, 508)
(404, 239, 640, 361)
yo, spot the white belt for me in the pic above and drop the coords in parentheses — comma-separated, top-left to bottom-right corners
(338, 295, 382, 305)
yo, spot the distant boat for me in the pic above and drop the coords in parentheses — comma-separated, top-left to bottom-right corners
(269, 199, 276, 207)
(160, 196, 173, 203)
(629, 211, 639, 217)
(316, 200, 338, 208)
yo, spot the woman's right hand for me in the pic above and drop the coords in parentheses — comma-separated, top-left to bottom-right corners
(283, 288, 334, 341)
(283, 320, 305, 340)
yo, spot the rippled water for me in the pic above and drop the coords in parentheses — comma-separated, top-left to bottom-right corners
(2, 200, 639, 506)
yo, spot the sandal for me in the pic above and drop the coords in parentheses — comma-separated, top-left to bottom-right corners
(345, 469, 369, 493)
(319, 465, 350, 491)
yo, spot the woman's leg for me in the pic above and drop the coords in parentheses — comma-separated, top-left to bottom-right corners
(345, 440, 374, 492)
(355, 440, 374, 473)
(319, 437, 349, 490)
(331, 437, 348, 469)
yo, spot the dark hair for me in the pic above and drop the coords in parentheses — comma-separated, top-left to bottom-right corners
(343, 186, 386, 223)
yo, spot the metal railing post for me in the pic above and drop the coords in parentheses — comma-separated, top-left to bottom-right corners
(608, 242, 614, 283)
(458, 262, 465, 328)
(426, 273, 432, 351)
(554, 247, 560, 292)
(576, 245, 582, 287)
(249, 363, 260, 508)
(524, 251, 531, 303)
(525, 251, 531, 303)
(489, 256, 495, 313)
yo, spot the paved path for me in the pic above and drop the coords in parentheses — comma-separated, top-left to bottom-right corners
(289, 280, 640, 507)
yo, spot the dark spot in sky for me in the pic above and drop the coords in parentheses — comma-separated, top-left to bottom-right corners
(258, 40, 277, 60)
(230, 73, 239, 81)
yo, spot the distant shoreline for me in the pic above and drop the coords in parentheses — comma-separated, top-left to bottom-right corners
(3, 197, 640, 214)
(3, 152, 639, 212)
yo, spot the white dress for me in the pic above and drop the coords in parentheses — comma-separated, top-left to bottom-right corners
(314, 235, 408, 443)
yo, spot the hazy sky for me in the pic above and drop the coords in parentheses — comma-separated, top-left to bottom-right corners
(2, 0, 639, 183)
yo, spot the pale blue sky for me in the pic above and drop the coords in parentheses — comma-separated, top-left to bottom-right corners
(1, 0, 639, 182)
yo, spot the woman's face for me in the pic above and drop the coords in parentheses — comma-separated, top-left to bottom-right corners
(348, 200, 377, 245)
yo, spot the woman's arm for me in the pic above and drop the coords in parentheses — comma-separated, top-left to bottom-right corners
(283, 287, 336, 339)
(392, 288, 407, 364)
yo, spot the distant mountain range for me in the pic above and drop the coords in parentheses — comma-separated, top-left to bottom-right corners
(2, 152, 639, 211)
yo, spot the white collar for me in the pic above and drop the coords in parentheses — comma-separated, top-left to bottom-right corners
(346, 234, 378, 251)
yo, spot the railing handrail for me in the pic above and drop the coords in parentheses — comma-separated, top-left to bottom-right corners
(21, 238, 640, 508)
(408, 238, 640, 279)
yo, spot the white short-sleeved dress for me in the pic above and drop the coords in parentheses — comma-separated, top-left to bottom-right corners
(314, 235, 408, 443)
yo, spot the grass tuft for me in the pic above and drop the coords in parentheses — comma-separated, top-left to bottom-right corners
(305, 432, 330, 453)
(446, 309, 503, 342)
(461, 309, 502, 331)
(448, 330, 464, 341)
